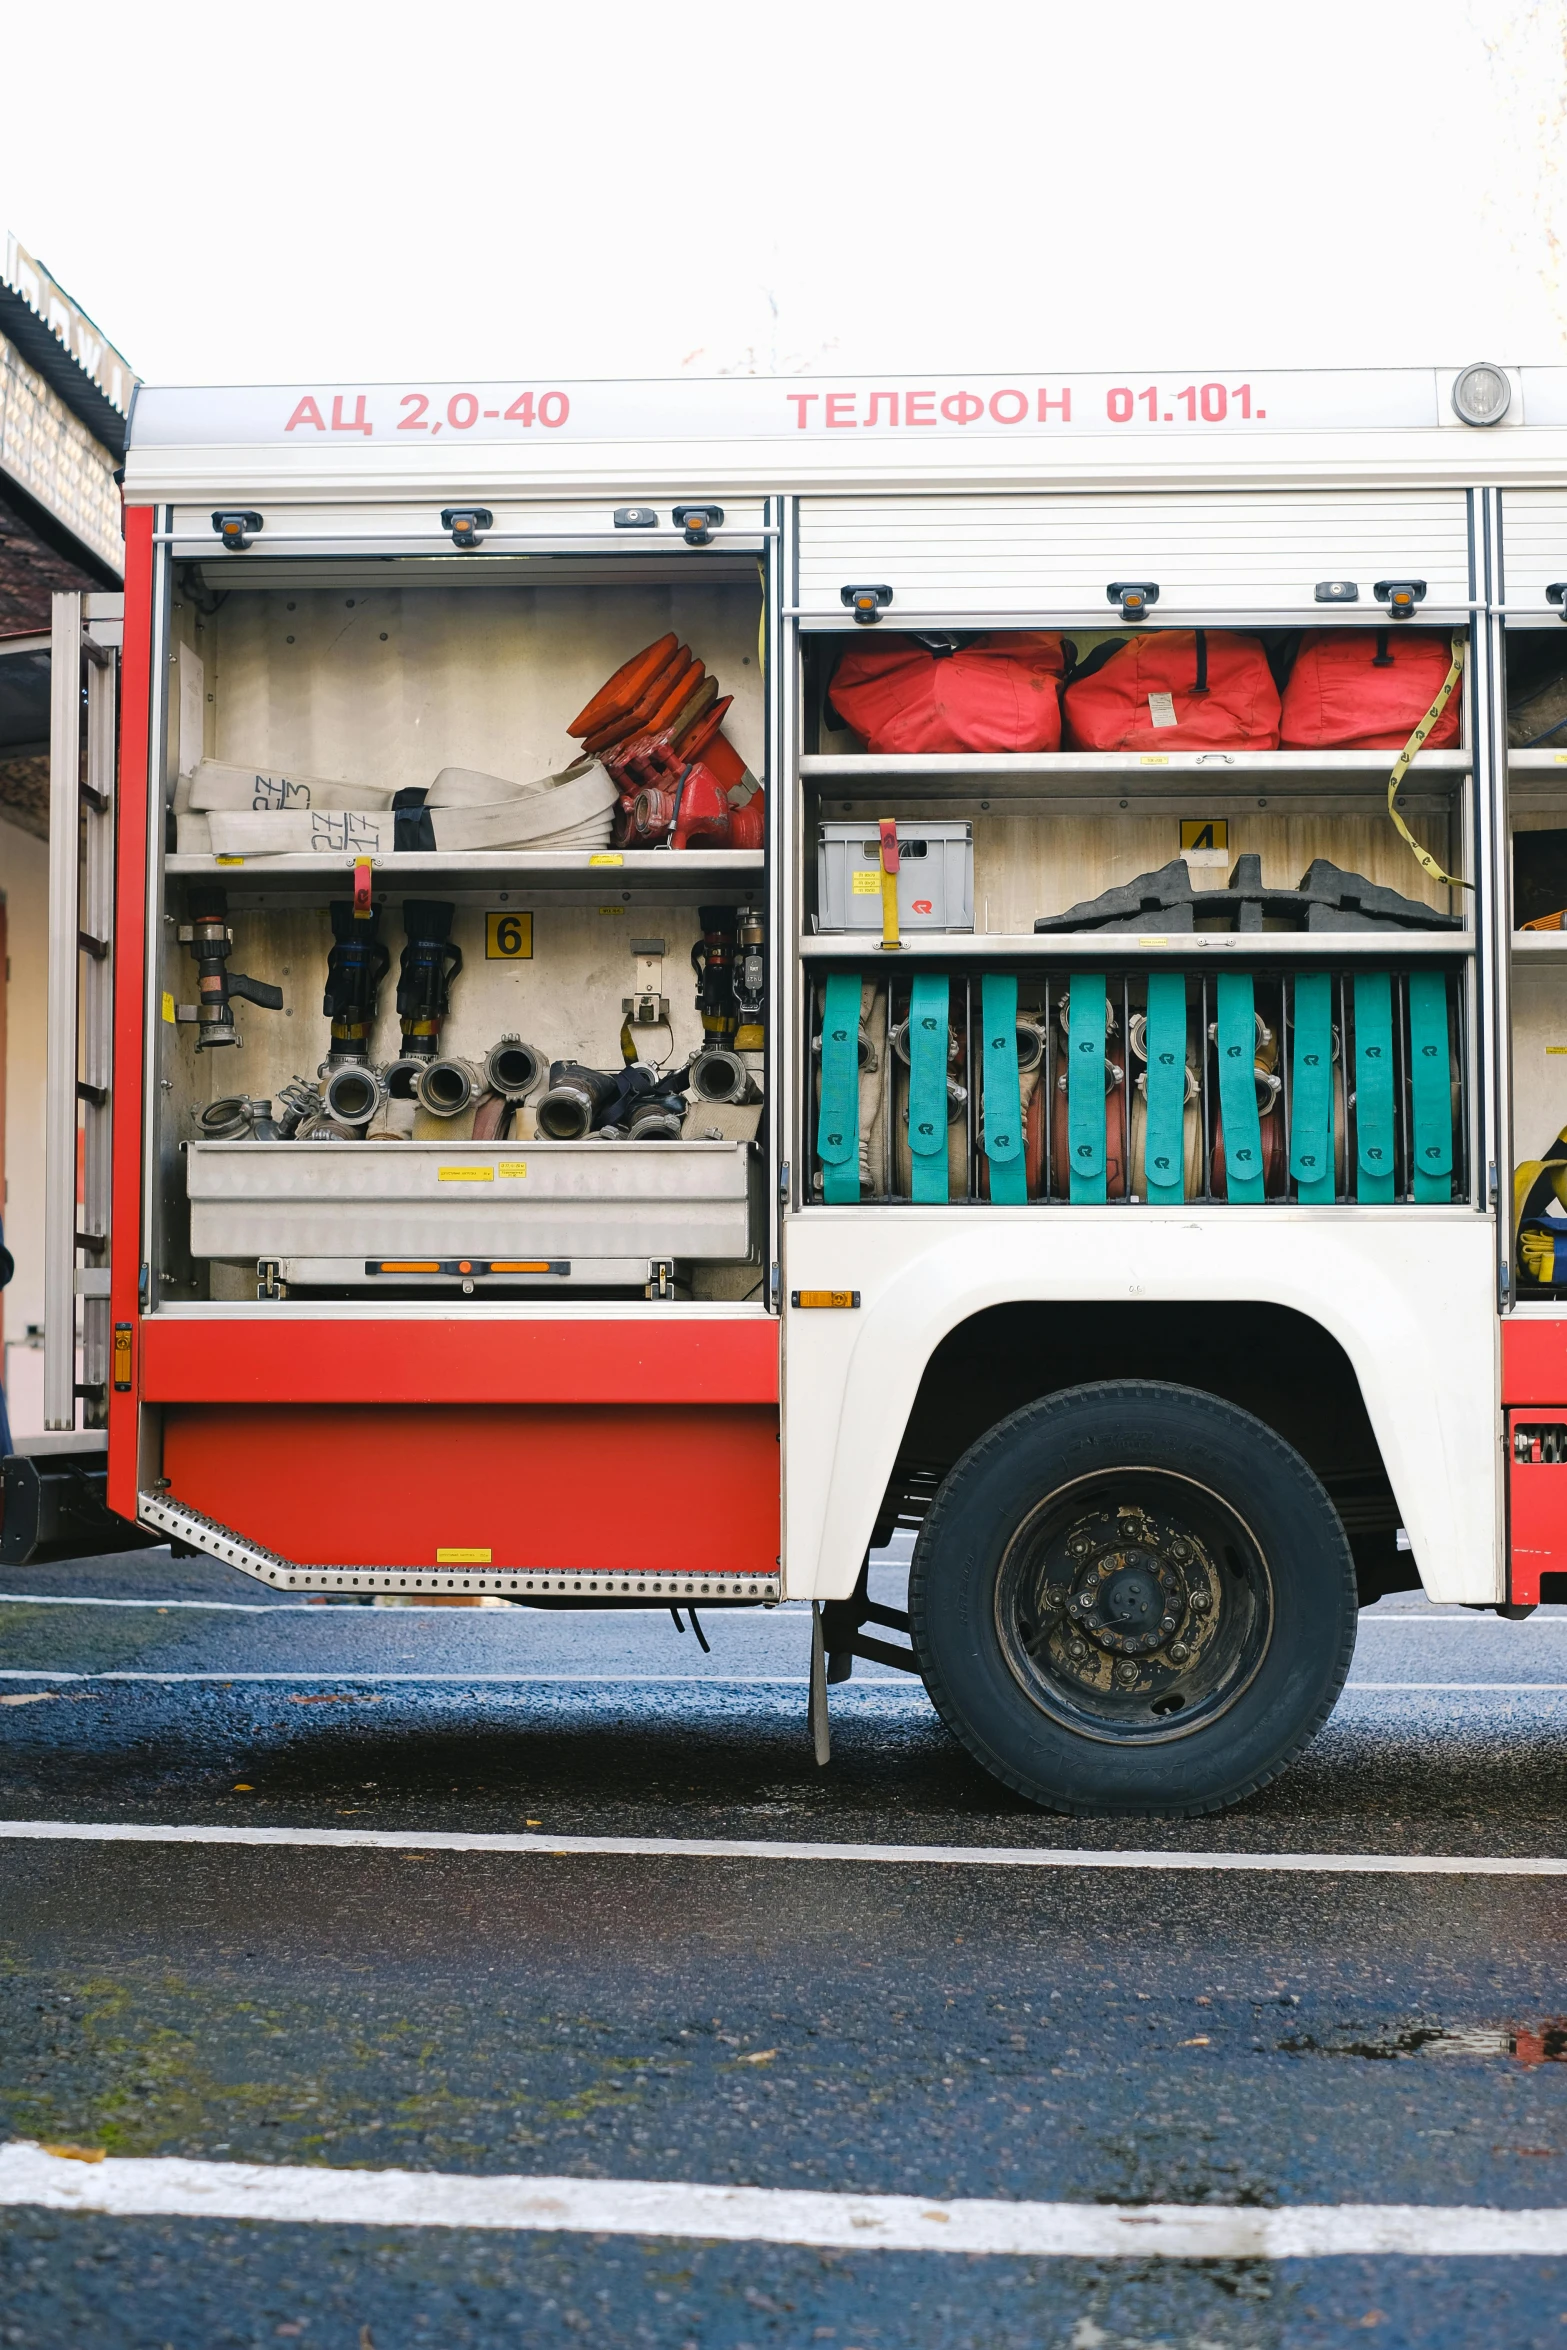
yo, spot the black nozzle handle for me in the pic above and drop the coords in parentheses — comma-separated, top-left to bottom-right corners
(227, 972, 284, 1010)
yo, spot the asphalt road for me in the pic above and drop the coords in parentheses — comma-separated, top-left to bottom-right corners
(4, 1549, 1567, 2346)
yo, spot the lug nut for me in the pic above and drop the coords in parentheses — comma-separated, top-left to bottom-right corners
(1189, 1590, 1211, 1614)
(1168, 1641, 1191, 1663)
(1116, 1660, 1140, 1687)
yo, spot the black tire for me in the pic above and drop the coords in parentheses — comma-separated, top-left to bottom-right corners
(909, 1380, 1357, 1818)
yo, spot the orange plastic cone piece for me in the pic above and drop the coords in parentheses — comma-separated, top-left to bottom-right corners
(566, 634, 678, 740)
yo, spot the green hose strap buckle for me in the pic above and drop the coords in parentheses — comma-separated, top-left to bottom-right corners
(1354, 970, 1396, 1203)
(1216, 971, 1265, 1203)
(1407, 970, 1453, 1203)
(817, 973, 863, 1204)
(1289, 970, 1336, 1204)
(1067, 975, 1107, 1203)
(981, 971, 1027, 1204)
(1142, 970, 1188, 1204)
(907, 972, 951, 1204)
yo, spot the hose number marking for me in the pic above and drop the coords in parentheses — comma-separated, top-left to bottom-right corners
(439, 1166, 494, 1181)
(485, 912, 533, 960)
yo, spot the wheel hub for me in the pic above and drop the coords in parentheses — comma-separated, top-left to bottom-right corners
(1035, 1507, 1223, 1696)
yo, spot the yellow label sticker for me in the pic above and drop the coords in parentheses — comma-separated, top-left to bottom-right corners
(214, 854, 246, 865)
(1180, 818, 1229, 850)
(598, 905, 626, 916)
(161, 991, 176, 1025)
(438, 1165, 494, 1182)
(589, 853, 624, 867)
(1556, 753, 1567, 764)
(1548, 1046, 1567, 1056)
(497, 1161, 528, 1178)
(1138, 754, 1171, 766)
(485, 911, 533, 960)
(851, 869, 881, 895)
(792, 1289, 860, 1309)
(436, 1548, 492, 1564)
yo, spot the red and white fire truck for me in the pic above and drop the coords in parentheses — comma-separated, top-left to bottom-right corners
(26, 360, 1567, 1814)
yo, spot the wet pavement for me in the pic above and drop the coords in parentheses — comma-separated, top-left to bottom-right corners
(4, 1549, 1567, 2345)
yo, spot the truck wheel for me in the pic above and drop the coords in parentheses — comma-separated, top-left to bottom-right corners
(909, 1380, 1357, 1818)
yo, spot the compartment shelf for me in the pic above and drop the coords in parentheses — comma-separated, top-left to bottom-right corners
(166, 849, 764, 897)
(802, 751, 1470, 782)
(801, 930, 1471, 960)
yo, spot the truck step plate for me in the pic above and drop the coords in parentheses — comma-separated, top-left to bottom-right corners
(137, 1491, 779, 1603)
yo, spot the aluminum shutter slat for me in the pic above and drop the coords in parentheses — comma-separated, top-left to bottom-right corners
(1501, 491, 1567, 615)
(798, 492, 1472, 617)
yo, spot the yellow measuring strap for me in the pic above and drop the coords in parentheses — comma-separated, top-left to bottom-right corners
(877, 816, 901, 950)
(1386, 633, 1471, 892)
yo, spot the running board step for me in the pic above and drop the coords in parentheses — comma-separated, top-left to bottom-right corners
(137, 1491, 780, 1603)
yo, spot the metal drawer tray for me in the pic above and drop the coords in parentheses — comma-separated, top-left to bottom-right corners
(185, 1139, 754, 1262)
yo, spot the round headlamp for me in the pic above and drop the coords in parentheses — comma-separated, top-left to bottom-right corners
(1451, 363, 1512, 427)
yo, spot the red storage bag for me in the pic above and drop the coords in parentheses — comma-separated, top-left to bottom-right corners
(1062, 630, 1281, 751)
(828, 632, 1068, 755)
(1279, 628, 1462, 751)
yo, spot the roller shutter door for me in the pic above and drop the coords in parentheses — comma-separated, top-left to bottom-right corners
(797, 490, 1473, 624)
(1501, 490, 1567, 619)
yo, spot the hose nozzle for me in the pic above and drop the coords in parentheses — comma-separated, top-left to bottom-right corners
(322, 1063, 386, 1129)
(689, 1046, 758, 1105)
(483, 1036, 546, 1101)
(415, 1057, 482, 1119)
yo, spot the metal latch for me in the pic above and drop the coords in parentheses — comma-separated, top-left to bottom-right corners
(623, 938, 668, 1027)
(212, 510, 262, 552)
(440, 506, 493, 550)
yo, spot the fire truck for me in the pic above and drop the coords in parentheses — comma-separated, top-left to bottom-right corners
(28, 360, 1567, 1816)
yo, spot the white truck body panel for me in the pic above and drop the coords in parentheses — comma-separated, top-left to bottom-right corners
(783, 1213, 1500, 1606)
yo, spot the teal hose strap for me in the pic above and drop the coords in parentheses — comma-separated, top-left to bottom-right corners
(1407, 971, 1454, 1203)
(1141, 971, 1188, 1204)
(816, 974, 862, 1204)
(981, 972, 1027, 1204)
(1289, 971, 1336, 1204)
(907, 972, 951, 1203)
(1068, 977, 1107, 1203)
(1215, 972, 1265, 1202)
(1354, 971, 1396, 1202)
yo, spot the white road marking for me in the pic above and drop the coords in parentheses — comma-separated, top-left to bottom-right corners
(0, 2142, 1562, 2257)
(0, 1671, 913, 1689)
(0, 1593, 307, 1612)
(0, 1819, 1563, 1873)
(1361, 1615, 1567, 1626)
(7, 1668, 1567, 1696)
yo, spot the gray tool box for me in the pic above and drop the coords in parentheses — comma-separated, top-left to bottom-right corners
(815, 821, 974, 933)
(185, 1139, 756, 1274)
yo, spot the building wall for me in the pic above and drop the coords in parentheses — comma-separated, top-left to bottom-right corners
(0, 328, 123, 576)
(0, 811, 50, 1432)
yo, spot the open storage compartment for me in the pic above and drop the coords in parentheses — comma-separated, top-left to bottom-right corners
(1506, 611, 1567, 1298)
(799, 624, 1473, 947)
(795, 613, 1479, 1211)
(151, 548, 771, 1306)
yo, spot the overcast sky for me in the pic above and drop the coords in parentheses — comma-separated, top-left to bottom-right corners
(4, 0, 1565, 388)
